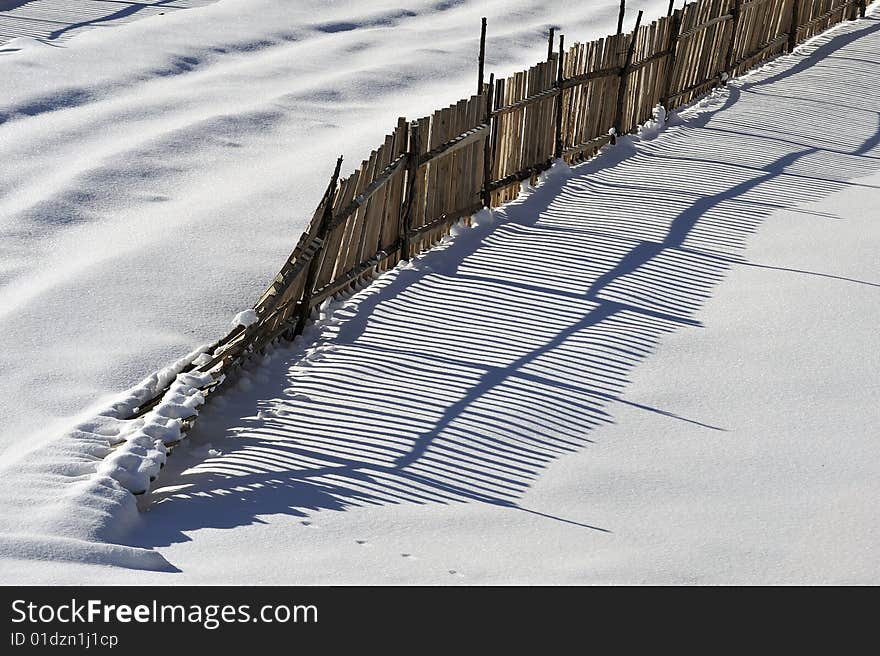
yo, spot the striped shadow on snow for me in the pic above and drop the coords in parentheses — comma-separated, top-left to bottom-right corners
(0, 0, 215, 46)
(127, 16, 880, 552)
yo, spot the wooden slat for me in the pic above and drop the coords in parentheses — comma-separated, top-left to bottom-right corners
(630, 45, 672, 72)
(316, 166, 360, 287)
(408, 202, 484, 237)
(310, 241, 401, 306)
(379, 117, 408, 270)
(562, 133, 614, 158)
(492, 85, 560, 117)
(336, 151, 376, 282)
(486, 159, 554, 192)
(798, 0, 856, 34)
(357, 133, 394, 267)
(423, 108, 442, 236)
(679, 12, 733, 40)
(419, 123, 489, 166)
(331, 152, 408, 226)
(559, 65, 622, 90)
(412, 117, 431, 230)
(730, 32, 789, 72)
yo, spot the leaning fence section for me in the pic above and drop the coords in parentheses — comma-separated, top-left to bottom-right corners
(127, 0, 870, 442)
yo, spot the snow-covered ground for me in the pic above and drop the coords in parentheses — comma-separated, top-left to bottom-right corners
(0, 0, 668, 463)
(1, 2, 878, 584)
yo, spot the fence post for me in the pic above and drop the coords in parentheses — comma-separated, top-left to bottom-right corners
(617, 0, 626, 34)
(547, 27, 556, 61)
(724, 0, 741, 80)
(613, 9, 643, 142)
(858, 0, 866, 18)
(293, 156, 343, 337)
(667, 0, 675, 16)
(661, 8, 683, 116)
(478, 17, 487, 95)
(787, 0, 801, 52)
(554, 34, 565, 159)
(482, 74, 495, 208)
(401, 121, 420, 260)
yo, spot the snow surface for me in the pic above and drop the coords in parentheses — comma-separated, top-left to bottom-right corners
(1, 3, 879, 583)
(230, 309, 259, 328)
(0, 0, 672, 463)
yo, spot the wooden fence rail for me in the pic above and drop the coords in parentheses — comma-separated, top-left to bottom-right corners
(127, 0, 868, 453)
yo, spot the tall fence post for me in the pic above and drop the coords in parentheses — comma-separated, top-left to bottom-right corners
(667, 0, 675, 16)
(613, 9, 643, 142)
(858, 0, 866, 18)
(724, 0, 742, 79)
(482, 74, 495, 208)
(617, 0, 626, 34)
(478, 17, 487, 95)
(787, 0, 801, 52)
(547, 27, 556, 60)
(401, 121, 420, 260)
(661, 8, 683, 116)
(554, 34, 565, 159)
(293, 156, 343, 337)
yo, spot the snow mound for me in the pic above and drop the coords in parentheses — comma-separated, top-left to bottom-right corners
(0, 342, 215, 562)
(637, 104, 667, 141)
(97, 436, 167, 496)
(0, 534, 176, 572)
(98, 369, 214, 494)
(231, 309, 259, 328)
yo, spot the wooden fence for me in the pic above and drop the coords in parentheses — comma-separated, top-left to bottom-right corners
(128, 0, 868, 437)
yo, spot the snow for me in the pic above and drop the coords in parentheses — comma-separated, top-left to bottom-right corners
(636, 104, 667, 141)
(230, 309, 259, 328)
(65, 365, 215, 496)
(0, 2, 878, 583)
(0, 339, 213, 569)
(97, 438, 166, 497)
(0, 0, 674, 464)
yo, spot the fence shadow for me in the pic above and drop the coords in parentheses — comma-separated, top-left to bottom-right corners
(0, 0, 211, 45)
(46, 1, 180, 41)
(123, 15, 880, 555)
(0, 2, 32, 11)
